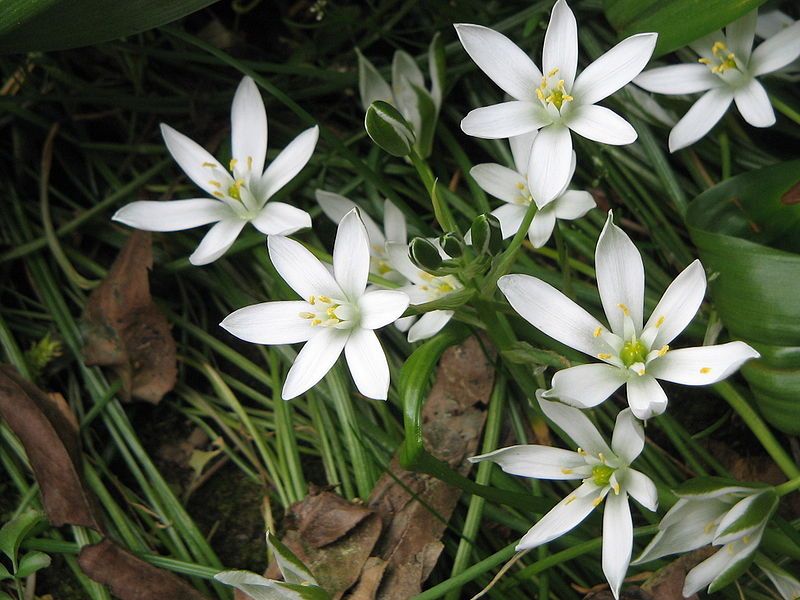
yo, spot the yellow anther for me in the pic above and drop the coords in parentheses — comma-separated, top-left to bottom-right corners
(700, 367, 711, 374)
(593, 327, 602, 338)
(326, 306, 338, 316)
(212, 191, 224, 198)
(698, 57, 711, 65)
(309, 295, 316, 305)
(657, 345, 669, 357)
(420, 272, 434, 282)
(438, 282, 454, 293)
(547, 67, 560, 78)
(711, 41, 728, 56)
(247, 156, 253, 170)
(592, 495, 605, 507)
(202, 161, 217, 168)
(742, 535, 751, 544)
(656, 316, 665, 328)
(420, 285, 429, 291)
(208, 180, 222, 188)
(617, 303, 630, 316)
(536, 88, 545, 101)
(598, 353, 612, 360)
(577, 448, 587, 456)
(611, 480, 620, 494)
(636, 367, 646, 376)
(598, 453, 607, 464)
(565, 495, 576, 505)
(298, 312, 315, 319)
(311, 319, 322, 326)
(561, 468, 573, 475)
(539, 75, 548, 89)
(229, 158, 238, 171)
(318, 295, 332, 303)
(516, 182, 525, 190)
(704, 521, 716, 534)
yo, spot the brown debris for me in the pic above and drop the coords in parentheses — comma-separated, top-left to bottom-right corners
(81, 231, 176, 404)
(640, 548, 713, 600)
(78, 539, 210, 600)
(0, 365, 103, 530)
(780, 180, 800, 205)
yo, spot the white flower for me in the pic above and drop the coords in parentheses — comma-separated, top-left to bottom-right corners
(634, 481, 778, 597)
(471, 393, 658, 600)
(498, 211, 759, 420)
(760, 561, 800, 600)
(385, 242, 462, 342)
(455, 0, 656, 203)
(470, 131, 595, 247)
(316, 189, 407, 283)
(634, 10, 800, 151)
(220, 209, 409, 400)
(113, 76, 319, 265)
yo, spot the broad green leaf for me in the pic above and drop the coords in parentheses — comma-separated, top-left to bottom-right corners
(686, 161, 800, 433)
(0, 510, 44, 570)
(673, 476, 766, 499)
(715, 491, 778, 543)
(364, 101, 414, 158)
(266, 531, 316, 586)
(603, 0, 768, 57)
(0, 563, 12, 581)
(0, 0, 218, 53)
(16, 551, 51, 578)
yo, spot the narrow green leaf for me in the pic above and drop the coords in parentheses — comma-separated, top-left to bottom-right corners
(0, 0, 219, 53)
(266, 531, 316, 586)
(16, 551, 51, 578)
(0, 510, 44, 570)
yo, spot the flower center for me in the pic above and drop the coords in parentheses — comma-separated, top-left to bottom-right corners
(203, 156, 255, 204)
(620, 339, 648, 368)
(536, 68, 574, 110)
(698, 41, 739, 75)
(299, 295, 357, 329)
(514, 181, 533, 206)
(591, 464, 615, 487)
(418, 272, 461, 300)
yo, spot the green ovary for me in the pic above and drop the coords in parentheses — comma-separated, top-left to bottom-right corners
(620, 339, 648, 367)
(591, 464, 615, 487)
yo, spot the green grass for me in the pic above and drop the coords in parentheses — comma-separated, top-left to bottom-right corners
(1, 1, 799, 599)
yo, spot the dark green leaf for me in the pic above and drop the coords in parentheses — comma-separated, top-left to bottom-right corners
(604, 0, 768, 57)
(0, 0, 219, 53)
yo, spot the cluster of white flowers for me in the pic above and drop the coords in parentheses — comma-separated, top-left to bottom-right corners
(110, 2, 799, 597)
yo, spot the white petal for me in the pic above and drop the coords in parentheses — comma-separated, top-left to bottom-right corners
(454, 23, 542, 100)
(220, 301, 313, 344)
(230, 76, 267, 180)
(470, 445, 585, 480)
(634, 64, 721, 95)
(470, 163, 526, 203)
(344, 328, 390, 400)
(315, 190, 385, 247)
(527, 207, 556, 248)
(668, 88, 733, 152)
(160, 124, 233, 197)
(734, 79, 776, 127)
(751, 21, 800, 76)
(358, 290, 410, 330)
(543, 0, 578, 88)
(544, 363, 626, 408)
(713, 493, 763, 544)
(509, 131, 537, 174)
(626, 375, 668, 420)
(407, 310, 453, 343)
(596, 212, 645, 335)
(334, 209, 371, 299)
(567, 104, 638, 145)
(491, 204, 528, 240)
(644, 259, 706, 348)
(572, 33, 658, 106)
(386, 242, 425, 284)
(603, 491, 633, 600)
(498, 274, 607, 358)
(761, 562, 800, 600)
(260, 126, 319, 202)
(251, 201, 311, 236)
(689, 31, 725, 62)
(394, 315, 416, 333)
(112, 199, 231, 232)
(357, 50, 392, 109)
(528, 125, 573, 205)
(383, 200, 407, 244)
(461, 101, 549, 139)
(283, 328, 348, 400)
(726, 10, 757, 65)
(538, 393, 613, 457)
(649, 341, 760, 385)
(682, 546, 739, 597)
(267, 234, 343, 300)
(756, 11, 794, 39)
(517, 481, 601, 549)
(611, 408, 645, 464)
(553, 190, 595, 220)
(623, 469, 658, 511)
(189, 218, 246, 265)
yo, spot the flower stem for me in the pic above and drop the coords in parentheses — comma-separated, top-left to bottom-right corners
(775, 475, 800, 497)
(771, 95, 800, 127)
(553, 222, 574, 299)
(480, 201, 537, 297)
(713, 381, 800, 479)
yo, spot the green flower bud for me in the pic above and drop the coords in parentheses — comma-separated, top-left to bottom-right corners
(409, 237, 442, 271)
(364, 101, 415, 157)
(439, 232, 464, 258)
(470, 213, 503, 256)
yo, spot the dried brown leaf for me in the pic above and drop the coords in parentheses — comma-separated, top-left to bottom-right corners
(0, 365, 103, 530)
(640, 548, 713, 600)
(82, 231, 176, 404)
(78, 539, 210, 600)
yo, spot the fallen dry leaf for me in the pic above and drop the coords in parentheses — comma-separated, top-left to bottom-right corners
(360, 335, 495, 599)
(0, 365, 103, 530)
(640, 548, 712, 600)
(78, 539, 210, 600)
(82, 231, 176, 404)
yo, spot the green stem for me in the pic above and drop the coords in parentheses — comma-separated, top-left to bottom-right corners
(775, 475, 800, 497)
(480, 201, 537, 297)
(719, 132, 731, 180)
(553, 221, 573, 299)
(771, 95, 800, 127)
(714, 381, 800, 479)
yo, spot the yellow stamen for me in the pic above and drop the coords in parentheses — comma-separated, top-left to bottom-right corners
(212, 191, 224, 198)
(611, 480, 620, 494)
(318, 295, 332, 303)
(593, 327, 602, 338)
(298, 312, 315, 319)
(516, 182, 525, 190)
(598, 453, 606, 464)
(536, 88, 545, 101)
(592, 495, 604, 507)
(565, 495, 576, 505)
(311, 319, 322, 326)
(208, 180, 222, 188)
(229, 158, 238, 171)
(577, 448, 586, 456)
(309, 296, 316, 304)
(617, 303, 630, 316)
(561, 468, 573, 475)
(698, 57, 711, 65)
(656, 316, 665, 328)
(247, 156, 253, 170)
(657, 345, 669, 357)
(547, 67, 559, 78)
(636, 367, 646, 376)
(700, 367, 711, 374)
(598, 353, 612, 360)
(202, 161, 216, 168)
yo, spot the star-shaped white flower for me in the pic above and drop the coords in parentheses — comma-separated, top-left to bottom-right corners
(385, 242, 462, 342)
(220, 209, 409, 400)
(471, 393, 658, 599)
(113, 76, 319, 265)
(634, 480, 778, 597)
(499, 212, 759, 420)
(634, 10, 800, 151)
(455, 0, 656, 203)
(470, 131, 595, 247)
(316, 189, 408, 283)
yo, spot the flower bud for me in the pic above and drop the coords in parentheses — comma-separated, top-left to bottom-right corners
(364, 101, 415, 157)
(470, 213, 503, 256)
(409, 237, 442, 271)
(439, 232, 463, 258)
